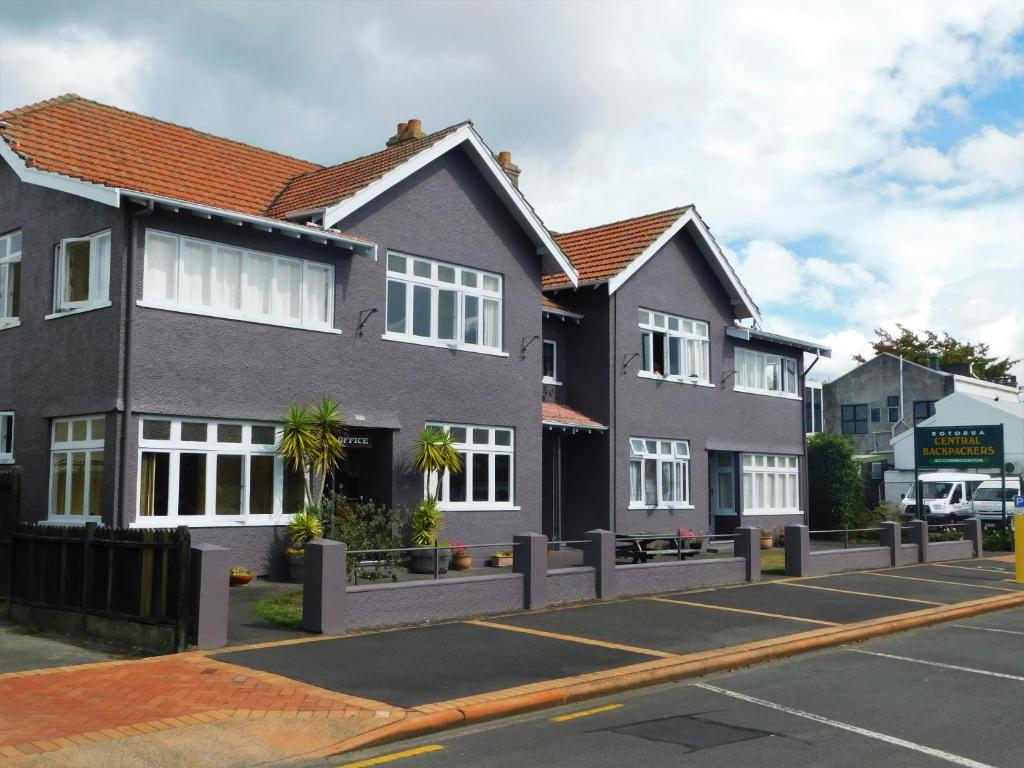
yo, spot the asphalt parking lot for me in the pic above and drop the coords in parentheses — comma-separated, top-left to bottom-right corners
(330, 606, 1023, 768)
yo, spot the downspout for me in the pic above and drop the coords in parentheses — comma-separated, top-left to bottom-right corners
(800, 352, 821, 526)
(611, 288, 618, 533)
(118, 201, 154, 527)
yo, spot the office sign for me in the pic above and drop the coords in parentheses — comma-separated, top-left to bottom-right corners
(341, 434, 372, 449)
(914, 424, 1003, 469)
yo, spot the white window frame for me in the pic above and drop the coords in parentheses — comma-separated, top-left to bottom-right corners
(384, 251, 506, 356)
(426, 422, 517, 511)
(0, 412, 13, 463)
(542, 339, 560, 385)
(0, 230, 22, 328)
(734, 347, 799, 398)
(138, 230, 338, 333)
(50, 229, 112, 316)
(741, 453, 801, 515)
(133, 416, 297, 528)
(637, 308, 711, 386)
(628, 437, 692, 509)
(48, 415, 107, 523)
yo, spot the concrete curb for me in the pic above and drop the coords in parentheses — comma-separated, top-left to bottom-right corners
(321, 590, 1024, 759)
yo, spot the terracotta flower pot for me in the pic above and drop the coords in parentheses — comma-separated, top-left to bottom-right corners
(451, 554, 472, 570)
(760, 536, 773, 550)
(489, 554, 513, 567)
(230, 572, 254, 587)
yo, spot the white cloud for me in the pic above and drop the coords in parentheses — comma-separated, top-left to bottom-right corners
(955, 125, 1024, 189)
(734, 241, 803, 304)
(883, 146, 958, 182)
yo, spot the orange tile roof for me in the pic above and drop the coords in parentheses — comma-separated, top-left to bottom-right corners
(541, 294, 581, 317)
(543, 206, 691, 288)
(542, 401, 606, 430)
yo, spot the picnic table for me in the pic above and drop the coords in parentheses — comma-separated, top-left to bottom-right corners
(615, 533, 702, 564)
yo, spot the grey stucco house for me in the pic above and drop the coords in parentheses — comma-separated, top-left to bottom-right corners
(0, 96, 577, 573)
(540, 207, 830, 539)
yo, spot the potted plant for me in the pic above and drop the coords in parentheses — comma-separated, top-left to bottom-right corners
(407, 427, 463, 574)
(408, 498, 450, 573)
(287, 506, 324, 582)
(450, 541, 472, 570)
(489, 550, 513, 567)
(230, 566, 254, 586)
(760, 528, 774, 550)
(677, 527, 701, 550)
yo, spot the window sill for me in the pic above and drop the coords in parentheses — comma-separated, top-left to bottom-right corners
(381, 332, 509, 357)
(733, 385, 801, 400)
(742, 509, 804, 517)
(627, 504, 696, 511)
(637, 371, 714, 388)
(437, 504, 521, 512)
(45, 300, 112, 320)
(137, 301, 341, 334)
(0, 457, 13, 464)
(43, 516, 104, 525)
(542, 377, 563, 386)
(0, 319, 21, 331)
(131, 515, 296, 528)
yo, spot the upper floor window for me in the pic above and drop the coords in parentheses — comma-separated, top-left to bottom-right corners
(542, 339, 559, 384)
(870, 407, 881, 423)
(0, 412, 13, 463)
(841, 404, 868, 434)
(49, 415, 106, 520)
(142, 230, 334, 331)
(53, 230, 110, 314)
(0, 230, 21, 326)
(629, 438, 690, 508)
(913, 400, 936, 424)
(735, 348, 797, 396)
(887, 395, 900, 423)
(638, 309, 709, 384)
(426, 422, 515, 510)
(803, 386, 822, 434)
(386, 253, 502, 353)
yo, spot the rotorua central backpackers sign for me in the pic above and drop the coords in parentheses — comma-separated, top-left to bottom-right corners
(914, 424, 1004, 469)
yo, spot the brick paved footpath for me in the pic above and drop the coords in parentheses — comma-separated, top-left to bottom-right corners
(0, 651, 402, 760)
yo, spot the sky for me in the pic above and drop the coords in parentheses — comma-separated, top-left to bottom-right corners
(1, 0, 1022, 382)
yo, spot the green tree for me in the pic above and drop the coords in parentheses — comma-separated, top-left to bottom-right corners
(807, 433, 864, 529)
(852, 325, 1018, 382)
(277, 396, 346, 508)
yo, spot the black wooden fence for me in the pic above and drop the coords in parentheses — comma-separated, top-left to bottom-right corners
(5, 522, 192, 651)
(0, 465, 21, 597)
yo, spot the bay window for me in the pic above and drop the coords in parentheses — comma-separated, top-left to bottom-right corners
(386, 252, 503, 353)
(142, 230, 334, 331)
(49, 416, 106, 520)
(638, 309, 709, 384)
(0, 230, 21, 326)
(735, 348, 798, 396)
(741, 454, 800, 514)
(53, 230, 110, 314)
(427, 423, 515, 509)
(629, 438, 690, 508)
(136, 417, 300, 525)
(0, 412, 13, 463)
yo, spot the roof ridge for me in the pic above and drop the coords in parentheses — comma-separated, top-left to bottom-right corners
(0, 93, 81, 125)
(554, 204, 693, 238)
(309, 119, 472, 175)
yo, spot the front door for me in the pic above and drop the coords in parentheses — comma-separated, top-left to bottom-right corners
(710, 452, 736, 531)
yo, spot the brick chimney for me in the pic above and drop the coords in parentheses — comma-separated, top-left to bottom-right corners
(496, 151, 521, 188)
(386, 119, 426, 147)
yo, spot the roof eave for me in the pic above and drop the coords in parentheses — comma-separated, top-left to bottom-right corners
(725, 326, 832, 357)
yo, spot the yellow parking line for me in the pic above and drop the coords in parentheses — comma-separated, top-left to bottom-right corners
(778, 581, 942, 605)
(551, 703, 624, 722)
(935, 563, 1014, 575)
(645, 596, 840, 626)
(465, 619, 675, 658)
(339, 744, 445, 767)
(865, 572, 1017, 592)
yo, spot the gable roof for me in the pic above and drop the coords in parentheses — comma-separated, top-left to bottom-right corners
(543, 205, 760, 322)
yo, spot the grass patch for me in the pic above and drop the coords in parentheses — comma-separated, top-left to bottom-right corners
(760, 548, 786, 575)
(254, 591, 303, 628)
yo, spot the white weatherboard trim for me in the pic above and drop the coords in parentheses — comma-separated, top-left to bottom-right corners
(0, 140, 121, 206)
(607, 209, 761, 323)
(321, 126, 579, 286)
(695, 683, 996, 768)
(849, 649, 1024, 683)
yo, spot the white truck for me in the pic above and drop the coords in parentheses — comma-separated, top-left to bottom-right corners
(899, 471, 990, 522)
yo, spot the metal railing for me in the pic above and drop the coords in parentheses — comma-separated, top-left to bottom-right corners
(808, 526, 883, 549)
(613, 532, 740, 562)
(346, 541, 518, 583)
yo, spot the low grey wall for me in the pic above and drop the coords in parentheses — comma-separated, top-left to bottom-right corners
(346, 573, 524, 631)
(547, 567, 597, 605)
(899, 543, 919, 565)
(616, 557, 746, 596)
(808, 547, 890, 576)
(929, 540, 974, 562)
(9, 604, 176, 654)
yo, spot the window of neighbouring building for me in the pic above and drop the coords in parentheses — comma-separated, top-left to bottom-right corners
(135, 417, 302, 526)
(0, 412, 13, 463)
(742, 454, 800, 514)
(542, 339, 559, 384)
(142, 230, 334, 331)
(628, 438, 691, 508)
(841, 404, 868, 434)
(735, 348, 798, 397)
(870, 407, 881, 423)
(887, 395, 900, 423)
(53, 230, 111, 314)
(803, 385, 823, 434)
(426, 423, 515, 509)
(913, 400, 936, 424)
(49, 416, 106, 520)
(0, 230, 21, 327)
(386, 252, 503, 354)
(638, 309, 709, 384)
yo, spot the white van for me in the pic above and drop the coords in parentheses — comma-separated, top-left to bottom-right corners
(970, 477, 1021, 528)
(899, 472, 991, 522)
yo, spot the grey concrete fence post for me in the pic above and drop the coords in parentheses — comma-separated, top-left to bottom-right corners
(784, 524, 810, 577)
(584, 529, 618, 600)
(909, 519, 929, 563)
(303, 539, 347, 634)
(735, 526, 760, 582)
(880, 521, 900, 567)
(513, 533, 548, 609)
(190, 543, 229, 650)
(964, 518, 983, 559)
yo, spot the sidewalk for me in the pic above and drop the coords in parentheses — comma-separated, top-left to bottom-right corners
(2, 556, 1021, 766)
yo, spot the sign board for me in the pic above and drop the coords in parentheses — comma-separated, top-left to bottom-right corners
(341, 434, 372, 449)
(913, 424, 1004, 470)
(1015, 495, 1024, 509)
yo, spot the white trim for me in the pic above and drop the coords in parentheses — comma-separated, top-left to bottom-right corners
(637, 370, 716, 388)
(733, 386, 801, 400)
(542, 339, 559, 384)
(426, 422, 516, 509)
(627, 504, 696, 511)
(741, 509, 805, 517)
(0, 319, 20, 331)
(321, 126, 578, 286)
(381, 332, 510, 357)
(541, 420, 608, 432)
(137, 301, 342, 334)
(44, 300, 112, 320)
(607, 209, 761, 323)
(0, 140, 121, 206)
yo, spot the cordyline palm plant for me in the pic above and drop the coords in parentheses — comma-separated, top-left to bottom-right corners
(277, 396, 346, 509)
(410, 426, 463, 546)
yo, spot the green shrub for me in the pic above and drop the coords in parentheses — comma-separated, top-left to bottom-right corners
(287, 506, 324, 553)
(982, 530, 1013, 552)
(320, 493, 402, 581)
(808, 433, 864, 530)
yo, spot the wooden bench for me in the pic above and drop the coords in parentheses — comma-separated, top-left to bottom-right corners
(616, 535, 702, 564)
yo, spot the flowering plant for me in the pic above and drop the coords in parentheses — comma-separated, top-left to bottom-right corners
(677, 528, 696, 538)
(450, 540, 468, 556)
